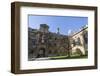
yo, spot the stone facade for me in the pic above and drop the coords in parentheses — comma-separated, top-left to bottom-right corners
(28, 24, 70, 59)
(69, 26, 88, 56)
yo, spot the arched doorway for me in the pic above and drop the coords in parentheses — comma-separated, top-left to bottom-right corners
(72, 46, 85, 55)
(37, 48, 46, 58)
(75, 48, 82, 56)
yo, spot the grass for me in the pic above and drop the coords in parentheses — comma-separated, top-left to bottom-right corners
(49, 55, 68, 59)
(49, 55, 87, 60)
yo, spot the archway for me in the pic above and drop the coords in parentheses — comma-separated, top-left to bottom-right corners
(75, 48, 83, 56)
(37, 48, 46, 58)
(72, 46, 85, 55)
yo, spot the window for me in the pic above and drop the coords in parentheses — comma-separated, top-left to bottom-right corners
(72, 40, 76, 46)
(76, 37, 81, 45)
(55, 37, 57, 40)
(32, 39, 36, 45)
(83, 32, 88, 44)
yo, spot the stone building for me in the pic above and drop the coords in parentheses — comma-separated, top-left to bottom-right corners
(28, 24, 70, 59)
(69, 26, 88, 56)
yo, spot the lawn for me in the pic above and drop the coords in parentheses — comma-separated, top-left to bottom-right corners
(49, 55, 87, 60)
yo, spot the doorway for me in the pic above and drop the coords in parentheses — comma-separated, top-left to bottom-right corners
(37, 48, 46, 58)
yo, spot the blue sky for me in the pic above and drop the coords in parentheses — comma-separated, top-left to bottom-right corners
(28, 15, 88, 35)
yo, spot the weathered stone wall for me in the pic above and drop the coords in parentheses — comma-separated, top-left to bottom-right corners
(28, 25, 69, 59)
(70, 27, 88, 55)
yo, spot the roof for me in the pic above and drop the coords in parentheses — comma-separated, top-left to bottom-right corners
(71, 26, 88, 37)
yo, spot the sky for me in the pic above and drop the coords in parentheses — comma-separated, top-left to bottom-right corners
(28, 15, 88, 35)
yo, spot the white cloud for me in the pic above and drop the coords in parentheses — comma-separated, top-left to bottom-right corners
(68, 29, 72, 35)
